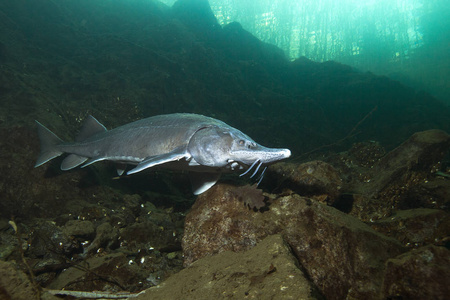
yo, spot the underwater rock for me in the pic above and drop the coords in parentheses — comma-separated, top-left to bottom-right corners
(28, 220, 79, 258)
(119, 219, 181, 253)
(183, 184, 405, 299)
(109, 206, 138, 229)
(172, 0, 220, 34)
(135, 235, 318, 300)
(371, 208, 449, 248)
(45, 248, 183, 293)
(33, 257, 63, 286)
(410, 176, 450, 211)
(382, 245, 450, 300)
(347, 140, 386, 168)
(369, 129, 450, 195)
(85, 222, 119, 254)
(123, 194, 143, 215)
(221, 21, 286, 65)
(0, 260, 44, 300)
(47, 252, 147, 292)
(346, 129, 450, 221)
(182, 184, 263, 267)
(396, 174, 450, 211)
(0, 218, 9, 231)
(326, 141, 386, 188)
(0, 228, 17, 260)
(115, 199, 184, 255)
(63, 220, 95, 238)
(267, 160, 342, 205)
(276, 195, 405, 300)
(228, 184, 266, 210)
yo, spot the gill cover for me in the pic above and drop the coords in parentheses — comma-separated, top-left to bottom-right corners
(188, 126, 233, 167)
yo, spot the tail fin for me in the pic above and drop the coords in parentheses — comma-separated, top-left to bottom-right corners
(34, 121, 64, 168)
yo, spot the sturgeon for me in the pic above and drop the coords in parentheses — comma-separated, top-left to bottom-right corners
(35, 113, 291, 194)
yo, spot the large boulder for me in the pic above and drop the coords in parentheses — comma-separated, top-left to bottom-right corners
(348, 129, 450, 221)
(136, 234, 318, 299)
(382, 245, 450, 300)
(182, 184, 405, 299)
(267, 160, 343, 205)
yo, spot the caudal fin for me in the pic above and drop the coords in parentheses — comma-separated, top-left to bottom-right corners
(34, 121, 64, 168)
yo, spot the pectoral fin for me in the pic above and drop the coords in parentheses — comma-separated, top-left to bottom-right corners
(189, 172, 221, 195)
(127, 147, 188, 175)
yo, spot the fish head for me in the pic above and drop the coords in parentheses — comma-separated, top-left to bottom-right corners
(188, 126, 291, 169)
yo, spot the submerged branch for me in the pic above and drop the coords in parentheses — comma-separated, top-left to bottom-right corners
(294, 106, 378, 161)
(44, 289, 146, 299)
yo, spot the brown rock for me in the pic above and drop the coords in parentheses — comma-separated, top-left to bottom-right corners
(368, 129, 450, 194)
(0, 260, 40, 300)
(137, 235, 318, 300)
(183, 184, 405, 299)
(347, 140, 386, 168)
(119, 219, 181, 253)
(85, 222, 119, 254)
(371, 208, 449, 248)
(183, 184, 259, 266)
(399, 176, 450, 211)
(370, 129, 450, 192)
(47, 252, 144, 291)
(375, 129, 449, 174)
(268, 160, 342, 205)
(228, 184, 266, 210)
(348, 129, 450, 221)
(63, 220, 95, 238)
(382, 245, 450, 300)
(29, 220, 79, 258)
(278, 195, 405, 300)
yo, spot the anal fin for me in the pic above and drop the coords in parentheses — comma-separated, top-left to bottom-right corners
(80, 157, 106, 168)
(61, 154, 88, 170)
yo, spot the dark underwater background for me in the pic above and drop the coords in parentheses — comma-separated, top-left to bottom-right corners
(0, 0, 449, 299)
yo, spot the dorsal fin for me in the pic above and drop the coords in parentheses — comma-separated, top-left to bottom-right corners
(76, 115, 107, 142)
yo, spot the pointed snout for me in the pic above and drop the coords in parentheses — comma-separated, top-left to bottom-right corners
(280, 148, 291, 159)
(260, 147, 291, 163)
(233, 146, 291, 165)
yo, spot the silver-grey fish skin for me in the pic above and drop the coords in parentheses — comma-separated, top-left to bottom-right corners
(35, 113, 291, 194)
(59, 113, 225, 164)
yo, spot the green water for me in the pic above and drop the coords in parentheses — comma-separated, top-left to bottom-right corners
(160, 0, 449, 102)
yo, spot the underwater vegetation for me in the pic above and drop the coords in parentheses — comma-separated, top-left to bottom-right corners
(0, 0, 449, 299)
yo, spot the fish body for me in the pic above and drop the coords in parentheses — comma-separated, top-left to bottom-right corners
(35, 113, 291, 194)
